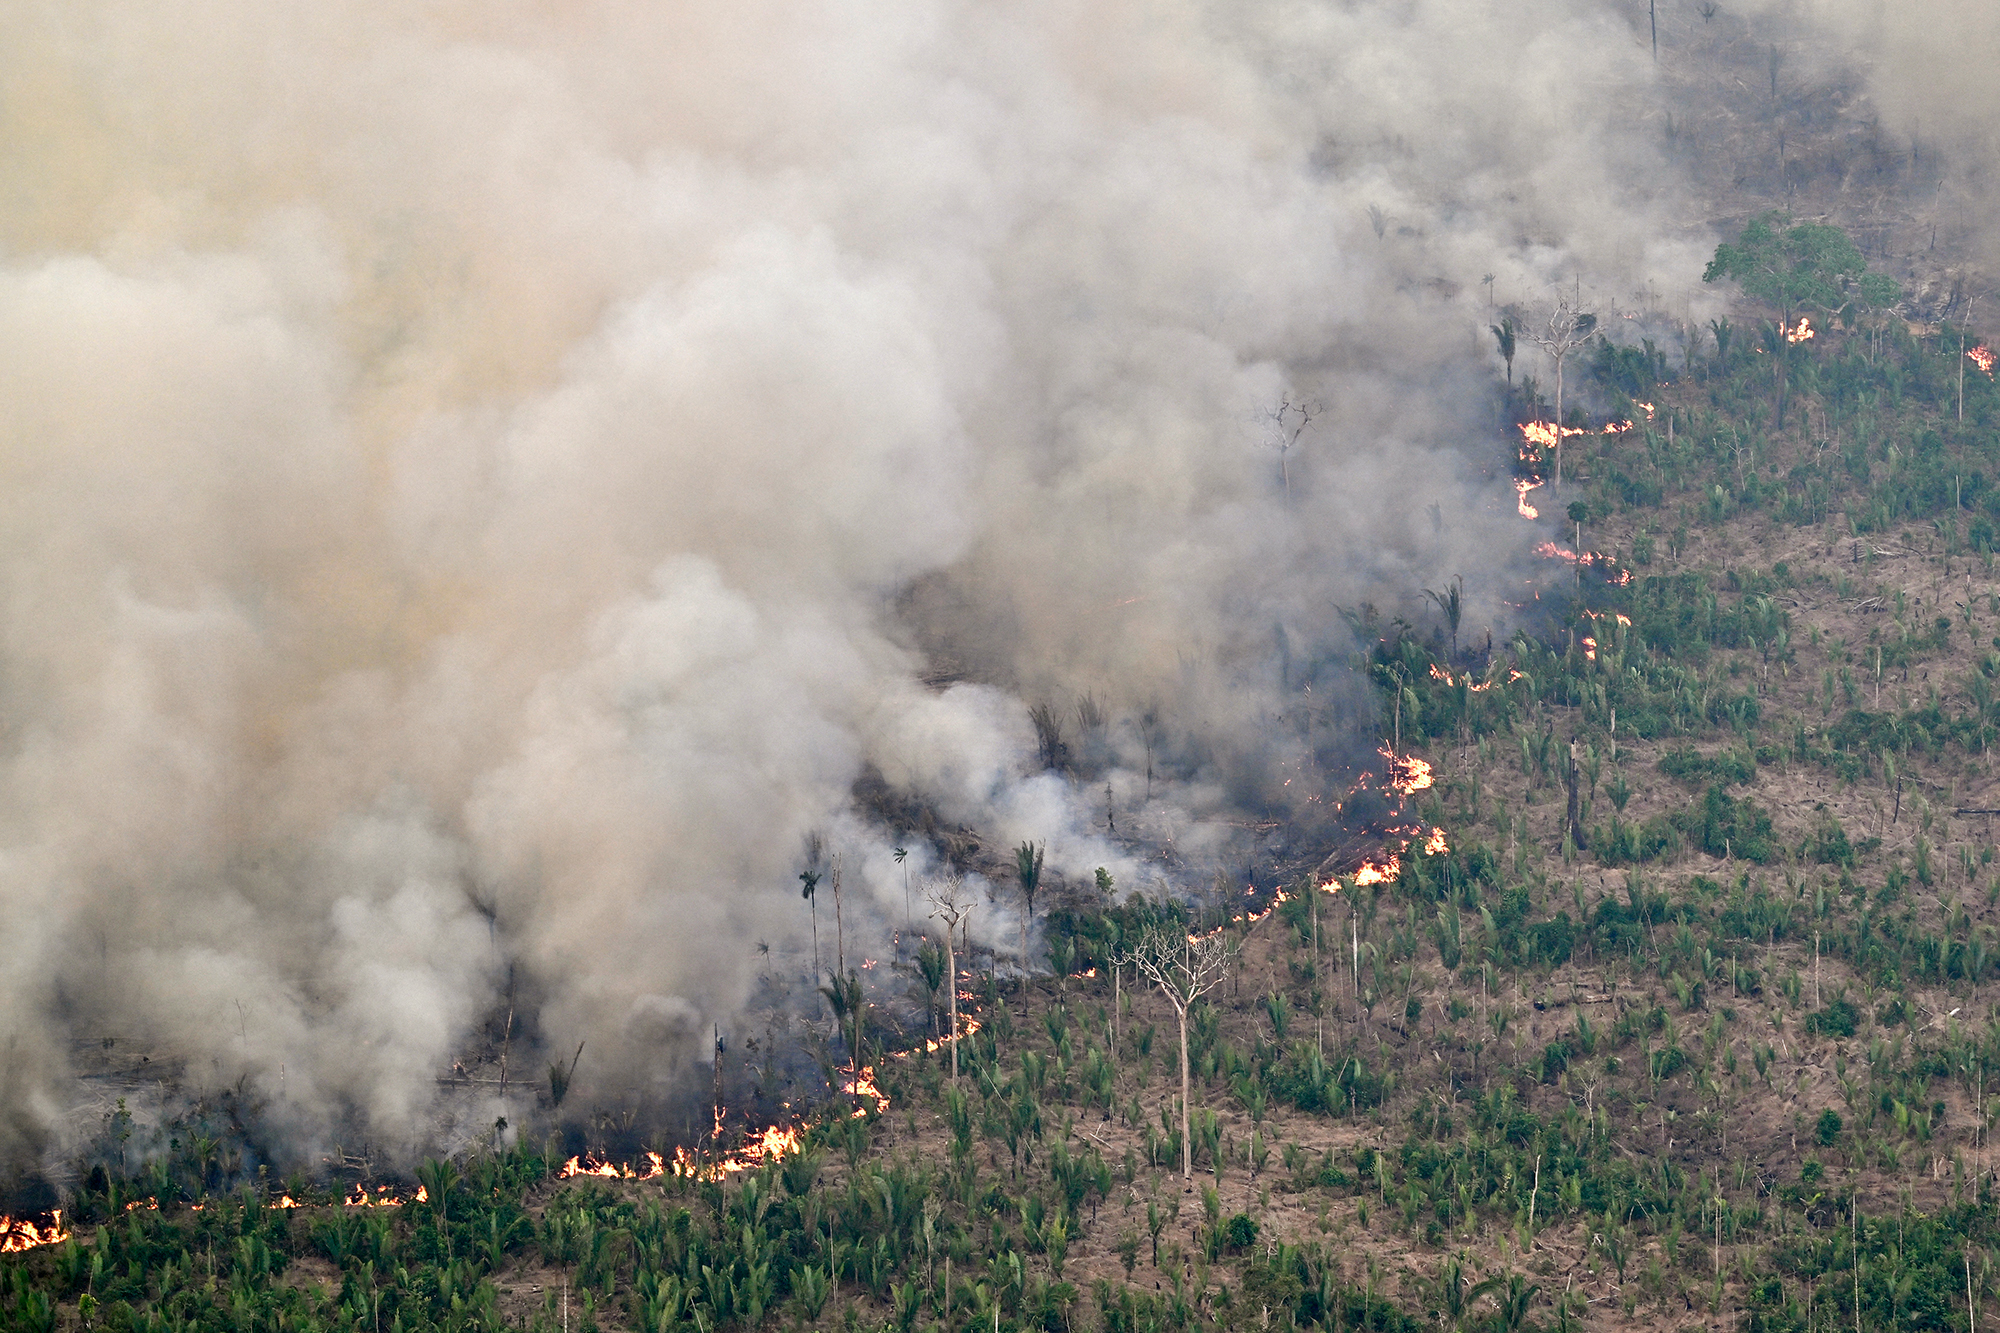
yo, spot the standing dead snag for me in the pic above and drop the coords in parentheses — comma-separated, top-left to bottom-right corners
(1522, 295, 1596, 487)
(925, 872, 977, 1084)
(1124, 926, 1237, 1182)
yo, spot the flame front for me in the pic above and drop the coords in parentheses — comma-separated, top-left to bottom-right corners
(0, 1210, 69, 1254)
(1352, 858, 1398, 887)
(561, 1152, 667, 1181)
(1379, 746, 1433, 795)
(1972, 345, 1995, 376)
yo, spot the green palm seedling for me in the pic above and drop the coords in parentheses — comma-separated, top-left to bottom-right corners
(414, 1158, 458, 1225)
(1427, 1253, 1476, 1332)
(1264, 989, 1290, 1041)
(1491, 1273, 1540, 1333)
(479, 1208, 531, 1274)
(916, 938, 948, 1035)
(891, 1279, 924, 1332)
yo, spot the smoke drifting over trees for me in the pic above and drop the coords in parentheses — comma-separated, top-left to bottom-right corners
(0, 0, 1979, 1175)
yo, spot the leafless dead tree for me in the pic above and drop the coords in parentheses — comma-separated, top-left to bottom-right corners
(1122, 925, 1237, 1181)
(925, 872, 978, 1084)
(1522, 295, 1597, 487)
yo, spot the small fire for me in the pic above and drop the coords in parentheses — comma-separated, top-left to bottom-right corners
(898, 1017, 984, 1060)
(1422, 827, 1449, 856)
(1971, 345, 1996, 376)
(1515, 478, 1542, 520)
(1379, 747, 1434, 795)
(1633, 401, 1655, 419)
(1784, 316, 1814, 344)
(1518, 420, 1587, 451)
(1353, 858, 1399, 887)
(342, 1184, 422, 1208)
(1430, 665, 1521, 693)
(560, 1152, 667, 1181)
(1533, 542, 1632, 585)
(844, 1068, 892, 1114)
(0, 1210, 69, 1254)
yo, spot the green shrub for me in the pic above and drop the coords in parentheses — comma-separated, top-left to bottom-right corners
(1806, 998, 1860, 1039)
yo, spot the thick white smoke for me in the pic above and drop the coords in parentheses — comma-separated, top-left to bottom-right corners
(0, 0, 1757, 1170)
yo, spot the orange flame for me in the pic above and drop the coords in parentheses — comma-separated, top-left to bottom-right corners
(1379, 746, 1433, 795)
(1353, 858, 1399, 887)
(844, 1067, 892, 1115)
(1784, 316, 1814, 344)
(559, 1152, 668, 1181)
(1423, 827, 1449, 856)
(1582, 635, 1597, 661)
(1971, 345, 1995, 376)
(0, 1210, 69, 1254)
(1515, 479, 1542, 520)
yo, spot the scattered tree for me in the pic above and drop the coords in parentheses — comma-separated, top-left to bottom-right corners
(1124, 926, 1237, 1181)
(1703, 212, 1899, 326)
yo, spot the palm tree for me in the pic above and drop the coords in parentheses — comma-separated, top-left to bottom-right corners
(893, 846, 910, 929)
(1014, 841, 1044, 989)
(800, 868, 821, 977)
(819, 971, 867, 1107)
(1490, 317, 1517, 385)
(1424, 576, 1465, 661)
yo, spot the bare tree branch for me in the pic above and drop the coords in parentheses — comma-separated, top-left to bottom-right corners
(1120, 925, 1237, 1180)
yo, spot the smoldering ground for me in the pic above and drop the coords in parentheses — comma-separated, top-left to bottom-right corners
(0, 0, 1968, 1185)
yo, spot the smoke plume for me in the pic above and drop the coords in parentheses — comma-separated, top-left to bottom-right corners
(0, 0, 1927, 1174)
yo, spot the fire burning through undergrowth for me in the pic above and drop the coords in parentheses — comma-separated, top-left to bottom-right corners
(1428, 663, 1523, 693)
(0, 1185, 424, 1252)
(1512, 418, 1639, 585)
(1, 1212, 69, 1254)
(0, 1016, 992, 1243)
(1319, 742, 1452, 888)
(1972, 345, 1996, 377)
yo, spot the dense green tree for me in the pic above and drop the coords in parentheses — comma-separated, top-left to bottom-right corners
(1703, 212, 1899, 323)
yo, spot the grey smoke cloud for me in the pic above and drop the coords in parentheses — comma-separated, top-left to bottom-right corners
(0, 0, 1775, 1169)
